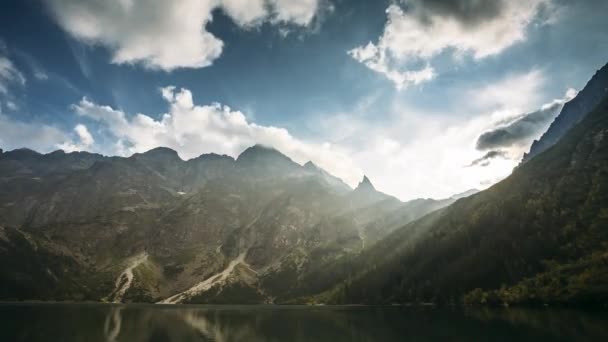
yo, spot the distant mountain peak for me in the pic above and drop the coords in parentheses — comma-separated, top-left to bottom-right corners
(450, 189, 479, 200)
(48, 149, 67, 156)
(3, 148, 42, 160)
(303, 161, 319, 170)
(189, 153, 234, 162)
(236, 144, 291, 163)
(133, 147, 181, 160)
(355, 175, 375, 191)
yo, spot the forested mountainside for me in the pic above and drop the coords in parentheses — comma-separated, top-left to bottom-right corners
(323, 89, 608, 306)
(0, 144, 457, 303)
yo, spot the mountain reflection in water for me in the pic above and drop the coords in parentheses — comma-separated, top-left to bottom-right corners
(1, 304, 608, 342)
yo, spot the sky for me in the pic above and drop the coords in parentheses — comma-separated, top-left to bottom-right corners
(0, 0, 607, 201)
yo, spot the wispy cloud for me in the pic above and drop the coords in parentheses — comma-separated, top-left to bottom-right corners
(0, 52, 26, 112)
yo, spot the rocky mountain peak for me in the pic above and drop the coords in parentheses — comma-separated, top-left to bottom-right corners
(2, 148, 42, 160)
(303, 161, 318, 170)
(355, 175, 375, 192)
(132, 147, 182, 161)
(190, 153, 234, 162)
(237, 144, 285, 160)
(236, 144, 296, 167)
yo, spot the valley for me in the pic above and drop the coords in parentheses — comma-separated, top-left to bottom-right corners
(0, 63, 607, 307)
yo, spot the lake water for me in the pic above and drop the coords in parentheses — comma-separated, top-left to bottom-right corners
(1, 304, 607, 341)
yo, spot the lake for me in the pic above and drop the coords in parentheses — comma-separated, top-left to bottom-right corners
(1, 304, 607, 341)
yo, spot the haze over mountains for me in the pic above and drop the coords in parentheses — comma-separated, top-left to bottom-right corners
(0, 142, 459, 303)
(320, 62, 608, 306)
(1, 63, 608, 306)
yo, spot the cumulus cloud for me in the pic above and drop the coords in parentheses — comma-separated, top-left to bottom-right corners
(221, 0, 267, 27)
(349, 0, 555, 88)
(70, 86, 362, 186)
(43, 0, 324, 71)
(475, 88, 577, 151)
(57, 124, 96, 152)
(270, 0, 319, 26)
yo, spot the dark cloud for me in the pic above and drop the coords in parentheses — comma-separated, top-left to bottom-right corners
(476, 101, 563, 150)
(466, 150, 508, 167)
(407, 0, 506, 27)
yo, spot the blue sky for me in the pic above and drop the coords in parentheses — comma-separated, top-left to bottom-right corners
(0, 0, 607, 200)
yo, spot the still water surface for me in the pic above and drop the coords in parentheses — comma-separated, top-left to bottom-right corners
(1, 304, 607, 341)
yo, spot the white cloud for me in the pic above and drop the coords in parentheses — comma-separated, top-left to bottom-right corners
(71, 86, 362, 186)
(349, 0, 555, 88)
(5, 101, 18, 111)
(471, 69, 546, 112)
(57, 124, 95, 152)
(270, 0, 319, 26)
(34, 70, 49, 81)
(44, 0, 325, 71)
(318, 102, 509, 200)
(75, 124, 95, 146)
(0, 114, 69, 152)
(310, 69, 571, 200)
(0, 55, 25, 95)
(0, 54, 26, 112)
(474, 87, 577, 154)
(221, 0, 267, 27)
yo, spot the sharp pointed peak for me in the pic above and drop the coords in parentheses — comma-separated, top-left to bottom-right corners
(303, 160, 318, 169)
(355, 175, 375, 191)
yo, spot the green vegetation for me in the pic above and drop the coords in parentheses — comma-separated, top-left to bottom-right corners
(325, 94, 608, 307)
(1, 67, 607, 305)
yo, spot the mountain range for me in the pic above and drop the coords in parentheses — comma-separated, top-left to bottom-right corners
(1, 63, 607, 306)
(0, 143, 459, 303)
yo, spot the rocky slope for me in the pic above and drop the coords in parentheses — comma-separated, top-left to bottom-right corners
(0, 144, 457, 303)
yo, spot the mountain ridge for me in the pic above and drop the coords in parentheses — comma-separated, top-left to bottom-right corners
(522, 62, 608, 163)
(321, 84, 608, 306)
(0, 142, 457, 303)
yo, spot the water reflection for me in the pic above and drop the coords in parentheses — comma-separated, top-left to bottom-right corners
(1, 304, 607, 342)
(103, 307, 122, 342)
